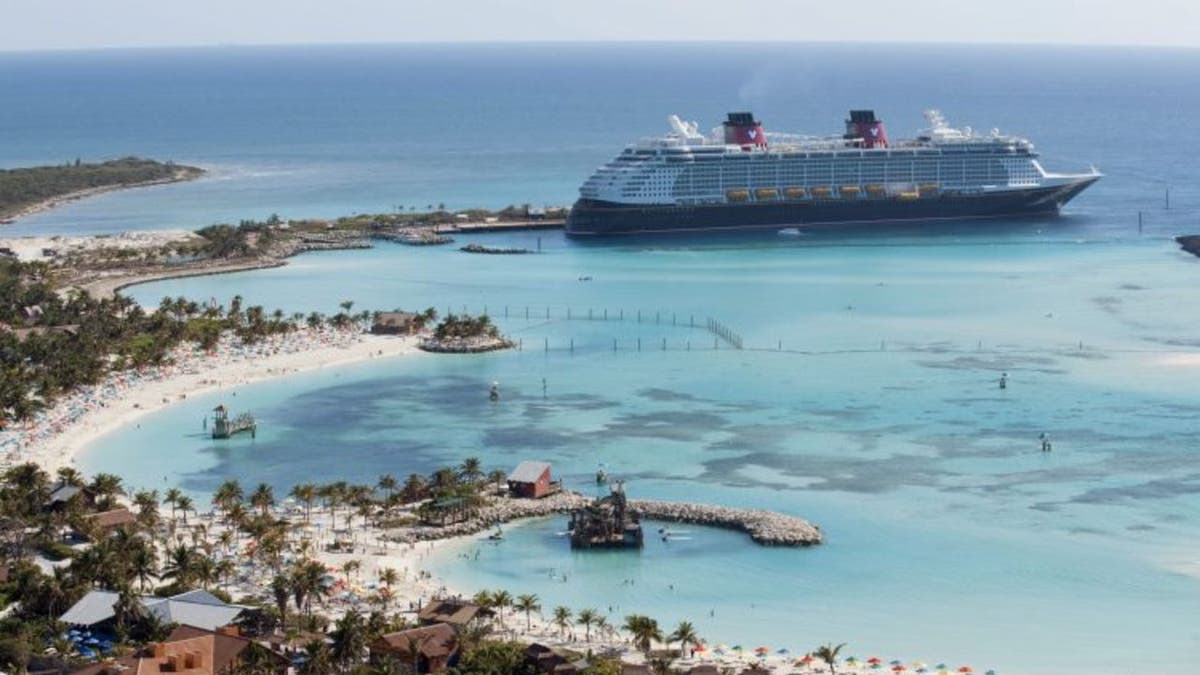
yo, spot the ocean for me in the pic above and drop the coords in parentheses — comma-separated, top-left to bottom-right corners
(4, 43, 1200, 674)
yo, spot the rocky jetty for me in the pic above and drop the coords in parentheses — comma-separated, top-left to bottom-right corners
(418, 335, 515, 353)
(390, 492, 822, 547)
(460, 243, 533, 255)
(630, 499, 822, 546)
(1176, 235, 1200, 258)
(374, 229, 453, 246)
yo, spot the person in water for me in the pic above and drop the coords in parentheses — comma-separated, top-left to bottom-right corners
(999, 372, 1008, 390)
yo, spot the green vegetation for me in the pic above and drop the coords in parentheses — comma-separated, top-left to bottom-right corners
(0, 157, 202, 220)
(0, 260, 385, 426)
(0, 459, 652, 674)
(432, 313, 501, 341)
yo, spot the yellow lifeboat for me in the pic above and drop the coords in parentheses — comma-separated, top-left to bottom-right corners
(726, 189, 750, 202)
(755, 188, 779, 200)
(865, 184, 886, 197)
(839, 185, 861, 198)
(783, 187, 806, 199)
(898, 191, 921, 201)
(810, 186, 833, 199)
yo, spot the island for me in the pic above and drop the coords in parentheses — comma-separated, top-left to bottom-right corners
(419, 313, 515, 353)
(0, 157, 205, 223)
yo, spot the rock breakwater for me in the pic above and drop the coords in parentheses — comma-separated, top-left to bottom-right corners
(393, 492, 821, 547)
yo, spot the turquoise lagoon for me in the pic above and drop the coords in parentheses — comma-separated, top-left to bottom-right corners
(78, 228, 1200, 674)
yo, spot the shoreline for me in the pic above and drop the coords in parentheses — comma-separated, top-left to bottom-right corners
(0, 169, 204, 224)
(0, 328, 422, 474)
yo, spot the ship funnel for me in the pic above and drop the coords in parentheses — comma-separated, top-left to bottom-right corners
(723, 112, 768, 149)
(845, 109, 888, 149)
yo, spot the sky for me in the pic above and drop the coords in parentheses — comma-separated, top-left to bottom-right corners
(3, 0, 1199, 51)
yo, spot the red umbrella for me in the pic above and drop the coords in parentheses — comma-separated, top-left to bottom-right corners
(800, 655, 814, 664)
(869, 658, 884, 665)
(893, 667, 907, 673)
(958, 668, 973, 673)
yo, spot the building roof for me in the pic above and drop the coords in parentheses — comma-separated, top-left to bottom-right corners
(417, 599, 492, 625)
(47, 482, 83, 504)
(60, 590, 245, 630)
(508, 461, 551, 483)
(373, 623, 458, 660)
(84, 508, 138, 530)
(71, 624, 286, 675)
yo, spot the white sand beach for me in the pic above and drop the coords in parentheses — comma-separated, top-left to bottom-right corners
(0, 327, 421, 473)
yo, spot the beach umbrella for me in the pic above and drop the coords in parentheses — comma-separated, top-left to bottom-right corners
(799, 655, 815, 664)
(732, 645, 744, 652)
(985, 671, 996, 675)
(868, 658, 883, 665)
(755, 646, 770, 655)
(958, 668, 972, 673)
(935, 665, 947, 670)
(871, 664, 883, 670)
(910, 663, 927, 670)
(892, 666, 906, 673)
(777, 648, 790, 655)
(694, 644, 708, 653)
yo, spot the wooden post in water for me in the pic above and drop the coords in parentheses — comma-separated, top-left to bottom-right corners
(526, 306, 530, 320)
(637, 338, 642, 352)
(1138, 211, 1144, 234)
(604, 308, 608, 321)
(544, 337, 548, 352)
(613, 339, 617, 352)
(620, 309, 624, 320)
(570, 338, 574, 353)
(568, 308, 572, 320)
(504, 306, 508, 318)
(778, 339, 782, 351)
(1165, 186, 1170, 210)
(662, 337, 666, 351)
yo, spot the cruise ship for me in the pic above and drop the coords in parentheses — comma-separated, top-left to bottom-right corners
(566, 110, 1100, 236)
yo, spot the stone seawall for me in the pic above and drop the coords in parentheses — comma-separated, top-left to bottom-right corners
(394, 492, 821, 547)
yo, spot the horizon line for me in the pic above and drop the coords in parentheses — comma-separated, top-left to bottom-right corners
(3, 38, 1200, 56)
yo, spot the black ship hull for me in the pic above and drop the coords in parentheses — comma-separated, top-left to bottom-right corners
(566, 179, 1098, 236)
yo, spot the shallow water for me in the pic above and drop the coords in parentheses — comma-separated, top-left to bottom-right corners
(76, 228, 1200, 674)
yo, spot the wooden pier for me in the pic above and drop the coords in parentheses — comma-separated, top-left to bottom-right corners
(211, 404, 256, 440)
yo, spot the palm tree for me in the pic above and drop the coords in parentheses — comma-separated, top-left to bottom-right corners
(130, 545, 158, 591)
(56, 466, 84, 486)
(176, 495, 194, 524)
(163, 487, 183, 521)
(331, 609, 367, 668)
(299, 639, 334, 675)
(271, 574, 291, 628)
(250, 482, 275, 516)
(576, 608, 599, 642)
(212, 479, 244, 515)
(290, 483, 317, 522)
(472, 589, 493, 609)
(401, 474, 427, 502)
(813, 643, 846, 675)
(380, 567, 399, 592)
(459, 457, 484, 484)
(516, 593, 541, 632)
(552, 606, 572, 638)
(623, 615, 663, 655)
(161, 544, 196, 586)
(376, 474, 398, 501)
(342, 559, 361, 585)
(669, 621, 700, 657)
(491, 590, 512, 629)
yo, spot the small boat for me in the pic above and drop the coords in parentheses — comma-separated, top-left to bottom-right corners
(754, 188, 779, 200)
(487, 528, 503, 541)
(596, 469, 608, 484)
(777, 227, 801, 236)
(810, 186, 833, 198)
(783, 187, 806, 199)
(839, 185, 861, 197)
